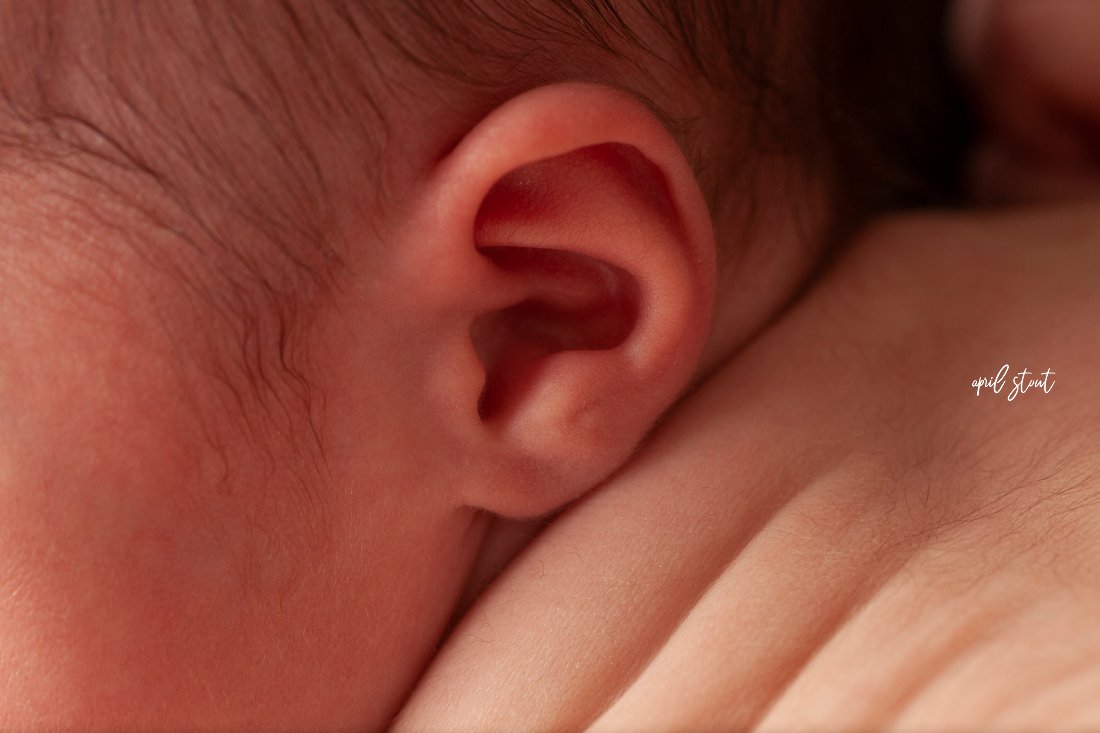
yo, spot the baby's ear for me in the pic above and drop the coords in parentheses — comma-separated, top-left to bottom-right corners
(954, 0, 1100, 202)
(395, 83, 715, 518)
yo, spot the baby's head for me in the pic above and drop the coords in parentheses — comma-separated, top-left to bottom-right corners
(0, 1, 964, 728)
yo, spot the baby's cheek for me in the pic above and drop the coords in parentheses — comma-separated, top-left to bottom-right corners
(0, 299, 260, 714)
(0, 278, 453, 729)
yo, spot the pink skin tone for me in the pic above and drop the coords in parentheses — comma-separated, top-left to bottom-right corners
(396, 1, 1100, 729)
(3, 1, 1097, 730)
(0, 67, 816, 732)
(398, 201, 1100, 731)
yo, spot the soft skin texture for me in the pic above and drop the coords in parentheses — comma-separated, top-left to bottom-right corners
(395, 3, 1100, 728)
(0, 1, 997, 728)
(396, 202, 1100, 732)
(0, 2, 832, 725)
(0, 65, 819, 730)
(0, 89, 696, 729)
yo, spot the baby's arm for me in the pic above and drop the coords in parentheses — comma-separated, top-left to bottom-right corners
(397, 4, 1100, 727)
(396, 201, 1100, 731)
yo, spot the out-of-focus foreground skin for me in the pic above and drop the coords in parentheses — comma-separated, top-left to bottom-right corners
(395, 1, 1100, 730)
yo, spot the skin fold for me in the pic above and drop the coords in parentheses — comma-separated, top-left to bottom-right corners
(396, 201, 1100, 731)
(1, 0, 1097, 729)
(398, 3, 1100, 728)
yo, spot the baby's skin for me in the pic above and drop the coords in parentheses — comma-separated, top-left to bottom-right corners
(396, 200, 1100, 730)
(398, 2, 1100, 728)
(0, 3, 815, 726)
(0, 0, 1093, 729)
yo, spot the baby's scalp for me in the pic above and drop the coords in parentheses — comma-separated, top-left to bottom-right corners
(0, 0, 964, 286)
(1, 1, 966, 442)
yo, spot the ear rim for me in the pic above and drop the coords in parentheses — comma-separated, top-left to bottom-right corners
(407, 83, 717, 519)
(436, 84, 716, 286)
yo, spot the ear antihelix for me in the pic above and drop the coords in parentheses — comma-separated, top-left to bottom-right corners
(471, 246, 641, 423)
(461, 139, 708, 494)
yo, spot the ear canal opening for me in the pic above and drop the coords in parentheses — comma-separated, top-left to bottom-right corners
(471, 246, 640, 423)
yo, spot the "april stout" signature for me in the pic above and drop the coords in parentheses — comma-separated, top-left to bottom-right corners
(972, 364, 1056, 402)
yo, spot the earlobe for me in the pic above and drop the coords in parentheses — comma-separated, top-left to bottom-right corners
(400, 83, 715, 518)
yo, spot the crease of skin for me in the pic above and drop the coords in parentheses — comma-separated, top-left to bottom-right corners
(986, 649, 1100, 728)
(892, 594, 1100, 729)
(395, 410, 832, 731)
(758, 541, 1029, 731)
(586, 445, 1095, 725)
(588, 462, 906, 732)
(739, 528, 926, 731)
(397, 304, 875, 731)
(398, 203, 1100, 732)
(446, 512, 552, 631)
(587, 439, 1014, 732)
(871, 586, 1026, 729)
(576, 470, 814, 731)
(582, 271, 983, 728)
